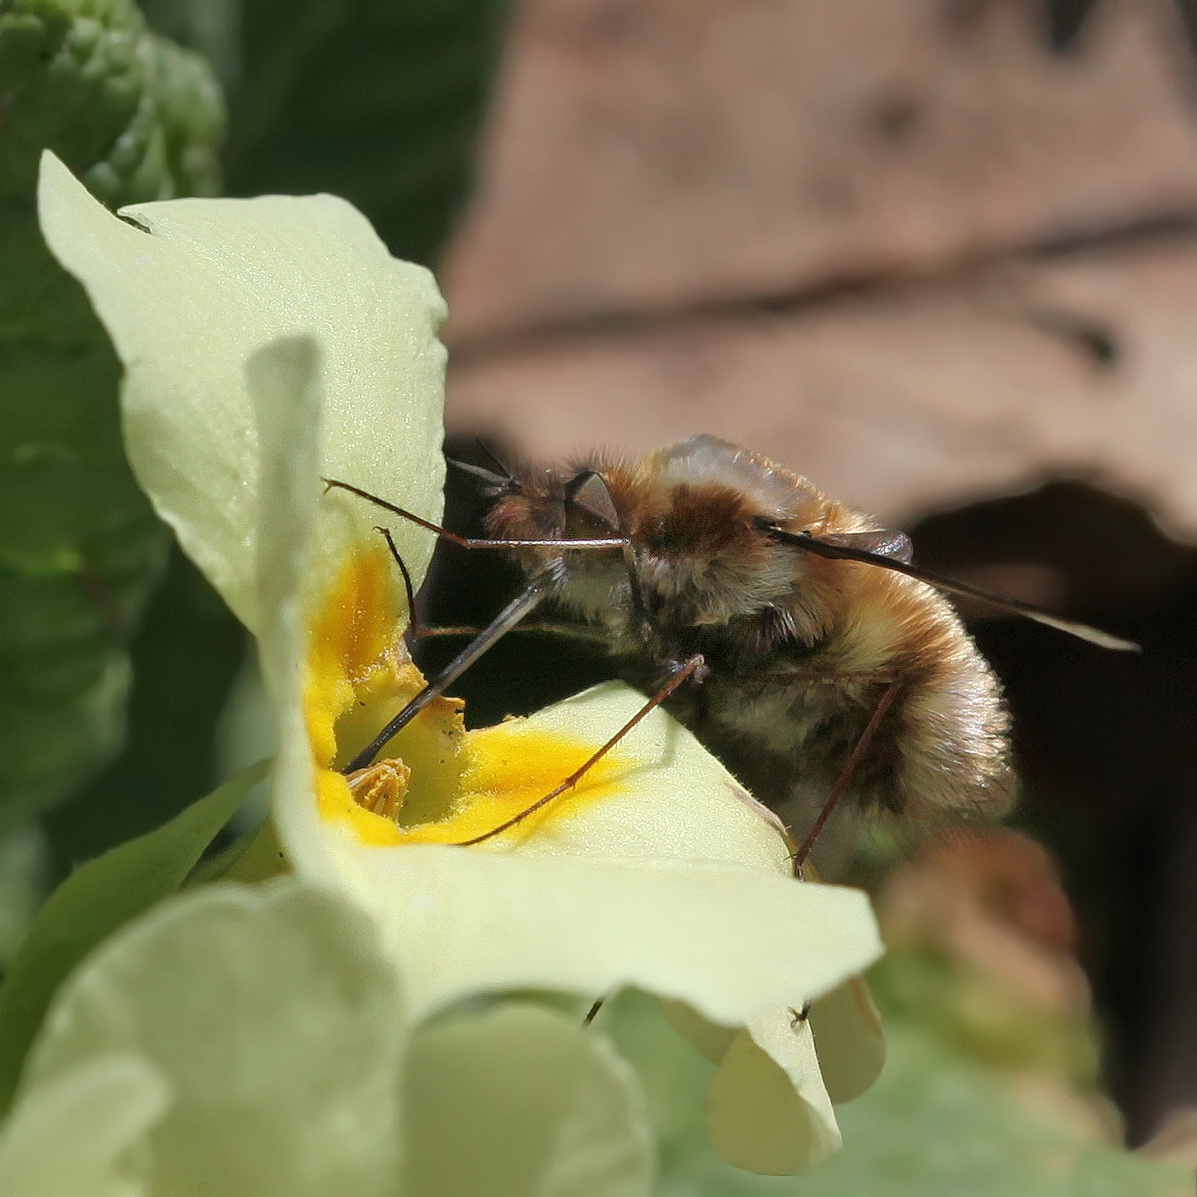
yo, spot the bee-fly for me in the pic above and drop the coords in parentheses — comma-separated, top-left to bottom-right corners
(325, 435, 1136, 872)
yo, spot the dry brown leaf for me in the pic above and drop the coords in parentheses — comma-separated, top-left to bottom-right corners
(879, 828, 1091, 1014)
(444, 0, 1197, 344)
(448, 236, 1197, 534)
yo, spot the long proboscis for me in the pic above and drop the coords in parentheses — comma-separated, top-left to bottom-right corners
(342, 562, 565, 773)
(768, 527, 1140, 653)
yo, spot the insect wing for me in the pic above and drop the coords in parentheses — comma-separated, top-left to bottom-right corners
(769, 526, 1138, 652)
(821, 530, 914, 564)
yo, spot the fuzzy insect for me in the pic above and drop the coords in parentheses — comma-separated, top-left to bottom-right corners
(326, 435, 1135, 870)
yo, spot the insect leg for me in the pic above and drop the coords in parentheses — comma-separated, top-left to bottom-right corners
(374, 525, 425, 645)
(415, 623, 610, 647)
(791, 679, 902, 879)
(582, 998, 606, 1027)
(375, 524, 568, 643)
(333, 477, 631, 774)
(342, 561, 567, 773)
(455, 653, 707, 846)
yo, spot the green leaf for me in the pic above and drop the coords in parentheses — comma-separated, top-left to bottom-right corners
(0, 759, 268, 1113)
(801, 1026, 1186, 1197)
(41, 548, 251, 874)
(0, 338, 166, 832)
(0, 0, 224, 208)
(0, 826, 48, 969)
(0, 0, 226, 824)
(226, 0, 506, 265)
(138, 0, 242, 92)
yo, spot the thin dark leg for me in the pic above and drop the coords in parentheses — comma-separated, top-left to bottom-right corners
(375, 527, 541, 643)
(582, 998, 605, 1027)
(342, 563, 565, 774)
(375, 526, 422, 643)
(456, 654, 707, 845)
(334, 477, 631, 773)
(415, 622, 609, 647)
(792, 680, 902, 879)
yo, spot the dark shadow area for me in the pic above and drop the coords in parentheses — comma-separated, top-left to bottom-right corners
(911, 481, 1197, 1142)
(413, 436, 618, 729)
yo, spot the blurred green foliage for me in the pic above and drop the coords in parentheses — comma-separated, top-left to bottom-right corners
(2, 0, 505, 866)
(868, 943, 1100, 1087)
(224, 0, 505, 266)
(0, 758, 267, 1113)
(0, 0, 224, 833)
(40, 550, 251, 872)
(606, 974, 1188, 1196)
(0, 828, 46, 968)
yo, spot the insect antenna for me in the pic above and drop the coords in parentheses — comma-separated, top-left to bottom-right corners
(447, 457, 513, 489)
(477, 439, 520, 483)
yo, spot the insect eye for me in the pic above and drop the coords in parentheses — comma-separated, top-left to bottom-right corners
(565, 470, 621, 531)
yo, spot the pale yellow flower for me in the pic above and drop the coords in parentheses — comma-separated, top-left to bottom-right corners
(37, 150, 884, 1175)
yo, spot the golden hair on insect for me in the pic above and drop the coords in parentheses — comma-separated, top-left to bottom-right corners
(325, 435, 1137, 871)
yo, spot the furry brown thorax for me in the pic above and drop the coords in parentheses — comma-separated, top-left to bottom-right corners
(485, 435, 1015, 861)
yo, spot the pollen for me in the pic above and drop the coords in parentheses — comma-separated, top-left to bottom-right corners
(347, 759, 412, 821)
(303, 543, 635, 849)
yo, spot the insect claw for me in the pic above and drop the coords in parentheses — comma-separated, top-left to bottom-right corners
(789, 1001, 812, 1026)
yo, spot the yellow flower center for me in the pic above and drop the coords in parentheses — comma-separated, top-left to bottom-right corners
(304, 544, 627, 847)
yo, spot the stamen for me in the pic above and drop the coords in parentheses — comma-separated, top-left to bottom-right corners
(347, 759, 412, 821)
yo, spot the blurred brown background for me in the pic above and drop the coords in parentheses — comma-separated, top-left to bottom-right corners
(421, 0, 1197, 1147)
